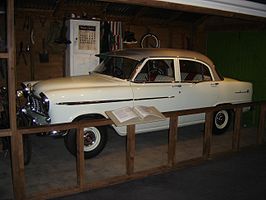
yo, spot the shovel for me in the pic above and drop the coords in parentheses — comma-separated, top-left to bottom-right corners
(39, 38, 49, 63)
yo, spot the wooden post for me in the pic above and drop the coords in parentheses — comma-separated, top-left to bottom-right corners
(126, 125, 135, 175)
(257, 103, 266, 144)
(233, 107, 242, 151)
(203, 111, 213, 159)
(7, 0, 26, 199)
(10, 133, 26, 200)
(168, 115, 178, 167)
(76, 127, 85, 189)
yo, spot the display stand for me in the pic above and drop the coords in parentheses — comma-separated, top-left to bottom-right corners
(106, 106, 166, 126)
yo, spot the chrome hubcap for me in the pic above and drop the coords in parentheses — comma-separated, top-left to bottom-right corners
(216, 113, 225, 126)
(215, 110, 229, 129)
(83, 127, 101, 152)
(84, 131, 96, 146)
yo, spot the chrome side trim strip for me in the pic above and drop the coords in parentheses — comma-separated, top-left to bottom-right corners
(235, 90, 250, 94)
(56, 98, 132, 106)
(134, 96, 175, 101)
(56, 96, 175, 106)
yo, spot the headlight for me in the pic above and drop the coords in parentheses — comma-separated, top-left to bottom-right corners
(21, 83, 31, 97)
(16, 90, 24, 98)
(40, 92, 49, 113)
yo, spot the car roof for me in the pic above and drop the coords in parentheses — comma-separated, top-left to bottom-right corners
(103, 48, 222, 81)
(106, 48, 215, 66)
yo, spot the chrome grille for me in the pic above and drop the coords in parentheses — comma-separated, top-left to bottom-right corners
(29, 95, 45, 115)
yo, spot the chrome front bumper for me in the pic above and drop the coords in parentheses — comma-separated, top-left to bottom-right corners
(19, 106, 51, 126)
(19, 107, 67, 137)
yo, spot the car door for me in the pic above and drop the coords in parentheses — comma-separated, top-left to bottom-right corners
(131, 57, 179, 133)
(176, 58, 220, 125)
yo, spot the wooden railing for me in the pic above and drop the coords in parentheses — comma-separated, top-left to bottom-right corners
(1, 101, 264, 199)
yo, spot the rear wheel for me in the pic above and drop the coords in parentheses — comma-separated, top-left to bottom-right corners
(64, 124, 107, 159)
(213, 110, 232, 135)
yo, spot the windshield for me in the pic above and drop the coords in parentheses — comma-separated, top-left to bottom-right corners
(94, 56, 140, 80)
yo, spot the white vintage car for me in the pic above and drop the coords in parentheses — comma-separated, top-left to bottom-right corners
(20, 48, 252, 158)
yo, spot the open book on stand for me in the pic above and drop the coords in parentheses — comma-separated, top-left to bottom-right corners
(106, 106, 166, 126)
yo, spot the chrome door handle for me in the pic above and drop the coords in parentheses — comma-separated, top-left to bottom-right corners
(172, 85, 182, 88)
(211, 82, 219, 86)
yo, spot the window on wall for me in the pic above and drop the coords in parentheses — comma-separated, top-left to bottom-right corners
(135, 59, 175, 82)
(179, 60, 212, 82)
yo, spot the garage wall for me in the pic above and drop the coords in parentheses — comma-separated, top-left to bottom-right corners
(14, 12, 193, 87)
(207, 31, 266, 102)
(15, 14, 65, 86)
(123, 24, 193, 49)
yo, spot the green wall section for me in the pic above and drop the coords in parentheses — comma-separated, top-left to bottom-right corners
(207, 31, 266, 101)
(207, 31, 266, 126)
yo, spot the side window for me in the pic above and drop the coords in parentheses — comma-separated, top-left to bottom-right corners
(179, 60, 212, 82)
(135, 59, 175, 82)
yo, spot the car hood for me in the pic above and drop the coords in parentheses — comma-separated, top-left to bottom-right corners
(32, 73, 129, 96)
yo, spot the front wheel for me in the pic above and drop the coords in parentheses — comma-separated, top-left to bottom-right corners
(64, 126, 107, 159)
(213, 110, 232, 135)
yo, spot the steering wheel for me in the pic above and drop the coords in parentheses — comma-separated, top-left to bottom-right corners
(148, 67, 164, 81)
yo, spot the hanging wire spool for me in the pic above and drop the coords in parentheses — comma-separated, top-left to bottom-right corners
(140, 33, 160, 48)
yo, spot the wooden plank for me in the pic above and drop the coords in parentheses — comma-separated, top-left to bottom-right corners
(203, 111, 213, 159)
(232, 107, 242, 151)
(0, 129, 12, 137)
(257, 103, 266, 144)
(168, 115, 178, 167)
(18, 118, 112, 135)
(76, 127, 85, 189)
(126, 124, 135, 175)
(10, 133, 26, 200)
(0, 53, 8, 59)
(7, 0, 26, 199)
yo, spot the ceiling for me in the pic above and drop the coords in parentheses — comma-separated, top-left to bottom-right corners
(0, 0, 265, 27)
(11, 0, 207, 25)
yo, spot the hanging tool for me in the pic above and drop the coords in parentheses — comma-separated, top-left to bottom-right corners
(39, 38, 49, 63)
(16, 42, 28, 65)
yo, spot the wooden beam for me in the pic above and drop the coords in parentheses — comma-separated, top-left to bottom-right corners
(232, 107, 242, 151)
(0, 129, 12, 137)
(0, 53, 8, 59)
(168, 115, 178, 166)
(126, 124, 135, 175)
(18, 118, 112, 135)
(7, 0, 16, 136)
(257, 103, 266, 144)
(203, 111, 213, 159)
(10, 133, 26, 199)
(8, 0, 26, 199)
(76, 127, 85, 189)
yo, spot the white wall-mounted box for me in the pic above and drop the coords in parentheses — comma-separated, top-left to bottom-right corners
(65, 19, 100, 76)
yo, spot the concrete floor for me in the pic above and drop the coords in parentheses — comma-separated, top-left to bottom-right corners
(0, 124, 261, 200)
(54, 144, 266, 200)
